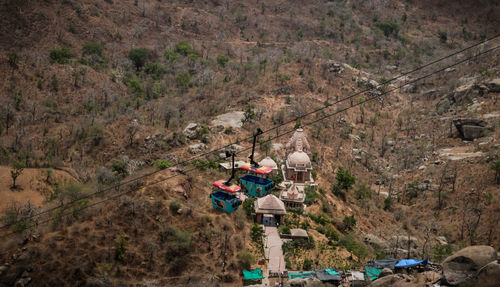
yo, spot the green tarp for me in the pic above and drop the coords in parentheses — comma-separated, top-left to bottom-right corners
(243, 269, 263, 280)
(365, 266, 382, 281)
(289, 271, 314, 280)
(325, 269, 341, 275)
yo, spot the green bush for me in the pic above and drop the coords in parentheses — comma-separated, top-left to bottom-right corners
(376, 21, 399, 37)
(175, 40, 195, 56)
(342, 215, 356, 231)
(339, 234, 367, 260)
(160, 225, 192, 272)
(49, 47, 74, 64)
(438, 30, 447, 43)
(251, 223, 264, 245)
(237, 250, 256, 269)
(127, 77, 144, 95)
(306, 213, 330, 225)
(175, 71, 191, 89)
(335, 166, 355, 191)
(156, 159, 172, 170)
(88, 124, 104, 145)
(384, 196, 393, 211)
(114, 232, 128, 261)
(112, 161, 128, 176)
(354, 183, 372, 200)
(7, 51, 19, 68)
(164, 48, 179, 62)
(145, 62, 166, 77)
(317, 226, 339, 241)
(216, 54, 229, 67)
(279, 225, 291, 235)
(128, 48, 148, 70)
(82, 43, 103, 57)
(304, 185, 320, 205)
(243, 197, 256, 218)
(432, 244, 452, 262)
(302, 258, 313, 270)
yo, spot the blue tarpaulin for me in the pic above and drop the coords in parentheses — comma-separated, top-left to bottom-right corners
(289, 271, 314, 280)
(395, 259, 428, 268)
(242, 269, 263, 280)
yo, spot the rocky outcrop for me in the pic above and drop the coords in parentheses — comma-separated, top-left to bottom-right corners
(188, 143, 207, 154)
(443, 245, 497, 285)
(182, 123, 198, 139)
(453, 119, 491, 140)
(285, 277, 323, 287)
(363, 234, 388, 250)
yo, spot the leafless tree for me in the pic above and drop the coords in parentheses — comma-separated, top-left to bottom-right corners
(127, 119, 140, 146)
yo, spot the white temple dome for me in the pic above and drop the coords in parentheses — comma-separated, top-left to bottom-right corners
(288, 150, 311, 166)
(259, 157, 278, 169)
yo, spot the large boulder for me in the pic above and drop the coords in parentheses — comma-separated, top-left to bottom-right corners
(378, 268, 393, 278)
(475, 260, 500, 287)
(285, 277, 323, 287)
(188, 143, 207, 154)
(453, 119, 490, 140)
(363, 234, 388, 250)
(210, 111, 245, 128)
(182, 123, 198, 139)
(443, 245, 497, 285)
(371, 274, 412, 287)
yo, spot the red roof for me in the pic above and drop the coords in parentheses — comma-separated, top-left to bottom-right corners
(213, 179, 241, 193)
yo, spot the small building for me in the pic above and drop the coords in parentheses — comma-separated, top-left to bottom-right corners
(254, 194, 286, 225)
(290, 228, 309, 240)
(219, 160, 247, 173)
(258, 156, 279, 175)
(280, 184, 305, 208)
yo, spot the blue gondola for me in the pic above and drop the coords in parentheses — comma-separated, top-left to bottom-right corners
(210, 151, 242, 213)
(239, 128, 274, 198)
(210, 191, 242, 213)
(240, 174, 273, 197)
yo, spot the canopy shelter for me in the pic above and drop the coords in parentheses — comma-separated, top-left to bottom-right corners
(395, 259, 429, 268)
(365, 258, 399, 280)
(254, 194, 286, 224)
(290, 228, 309, 239)
(366, 258, 398, 270)
(242, 269, 263, 280)
(315, 268, 342, 283)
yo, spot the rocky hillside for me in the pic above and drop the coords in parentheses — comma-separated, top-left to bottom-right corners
(0, 0, 500, 286)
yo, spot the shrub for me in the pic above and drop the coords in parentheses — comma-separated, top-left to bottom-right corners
(128, 48, 148, 70)
(339, 234, 367, 260)
(316, 226, 339, 241)
(175, 40, 195, 56)
(279, 225, 291, 235)
(243, 197, 256, 218)
(82, 43, 103, 57)
(251, 223, 264, 245)
(169, 200, 181, 213)
(161, 225, 192, 272)
(164, 48, 179, 62)
(335, 166, 355, 191)
(304, 185, 320, 205)
(216, 54, 229, 67)
(50, 74, 59, 92)
(342, 215, 356, 231)
(7, 51, 19, 68)
(49, 47, 74, 64)
(376, 21, 399, 37)
(432, 244, 452, 262)
(156, 159, 172, 170)
(237, 250, 255, 269)
(332, 184, 346, 201)
(354, 183, 372, 200)
(95, 166, 115, 185)
(302, 258, 313, 270)
(438, 30, 447, 43)
(307, 213, 330, 225)
(112, 160, 128, 177)
(9, 158, 25, 189)
(175, 71, 191, 89)
(1, 202, 38, 233)
(490, 159, 500, 184)
(128, 77, 144, 95)
(384, 196, 393, 211)
(114, 232, 128, 261)
(88, 124, 104, 145)
(145, 62, 166, 78)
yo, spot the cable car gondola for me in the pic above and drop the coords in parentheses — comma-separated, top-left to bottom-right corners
(210, 151, 242, 213)
(239, 129, 274, 197)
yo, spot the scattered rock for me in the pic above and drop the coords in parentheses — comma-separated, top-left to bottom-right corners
(209, 125, 224, 133)
(14, 277, 31, 287)
(182, 123, 198, 139)
(443, 245, 497, 285)
(0, 265, 8, 275)
(436, 236, 448, 245)
(188, 143, 207, 154)
(211, 111, 246, 128)
(323, 60, 344, 75)
(485, 78, 500, 93)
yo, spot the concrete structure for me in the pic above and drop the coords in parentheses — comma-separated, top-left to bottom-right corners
(254, 194, 286, 225)
(290, 228, 309, 239)
(279, 184, 305, 208)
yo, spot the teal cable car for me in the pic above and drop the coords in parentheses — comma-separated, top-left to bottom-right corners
(210, 151, 242, 213)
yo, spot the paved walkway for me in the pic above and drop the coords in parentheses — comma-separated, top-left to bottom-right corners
(264, 226, 286, 273)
